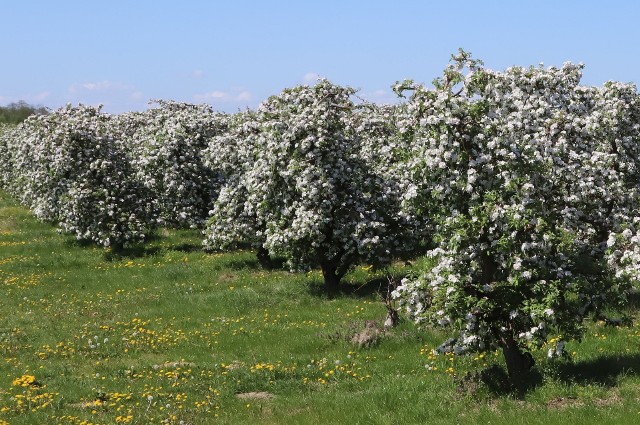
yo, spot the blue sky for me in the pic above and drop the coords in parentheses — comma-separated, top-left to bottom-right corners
(2, 0, 638, 113)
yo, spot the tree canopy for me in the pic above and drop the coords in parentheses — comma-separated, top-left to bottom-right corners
(0, 101, 48, 124)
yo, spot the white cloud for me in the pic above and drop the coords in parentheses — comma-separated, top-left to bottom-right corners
(194, 91, 227, 101)
(68, 80, 134, 94)
(193, 89, 252, 104)
(177, 70, 206, 79)
(0, 92, 52, 105)
(359, 89, 399, 105)
(66, 80, 145, 113)
(236, 91, 252, 102)
(33, 91, 51, 102)
(82, 82, 106, 91)
(302, 72, 321, 85)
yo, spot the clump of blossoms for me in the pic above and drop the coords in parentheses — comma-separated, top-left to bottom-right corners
(129, 101, 227, 228)
(110, 110, 150, 153)
(392, 50, 640, 377)
(1, 114, 69, 221)
(587, 83, 640, 289)
(354, 102, 426, 243)
(202, 110, 274, 265)
(0, 123, 19, 190)
(205, 80, 411, 289)
(57, 106, 156, 248)
(4, 105, 156, 248)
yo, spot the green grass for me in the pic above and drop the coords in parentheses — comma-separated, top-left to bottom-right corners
(1, 190, 639, 425)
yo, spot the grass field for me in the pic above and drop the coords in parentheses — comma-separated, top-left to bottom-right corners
(1, 190, 640, 424)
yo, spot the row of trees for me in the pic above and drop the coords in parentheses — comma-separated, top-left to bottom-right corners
(0, 101, 48, 124)
(1, 51, 639, 377)
(0, 85, 416, 292)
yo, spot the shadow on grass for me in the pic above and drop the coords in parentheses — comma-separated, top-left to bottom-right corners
(62, 227, 206, 261)
(101, 242, 203, 261)
(255, 256, 288, 270)
(466, 353, 640, 398)
(464, 365, 545, 398)
(623, 290, 640, 311)
(103, 245, 162, 261)
(64, 238, 95, 249)
(304, 273, 409, 300)
(550, 353, 640, 387)
(209, 256, 261, 271)
(206, 253, 288, 271)
(170, 243, 203, 253)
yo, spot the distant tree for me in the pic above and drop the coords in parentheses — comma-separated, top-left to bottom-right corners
(128, 100, 227, 229)
(0, 101, 48, 124)
(202, 110, 268, 262)
(5, 105, 156, 248)
(203, 80, 413, 290)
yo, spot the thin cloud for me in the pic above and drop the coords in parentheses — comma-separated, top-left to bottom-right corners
(193, 89, 252, 103)
(66, 80, 144, 113)
(177, 70, 206, 79)
(0, 92, 52, 105)
(33, 91, 51, 102)
(235, 91, 252, 102)
(194, 91, 227, 101)
(359, 89, 399, 105)
(68, 80, 134, 94)
(302, 72, 321, 85)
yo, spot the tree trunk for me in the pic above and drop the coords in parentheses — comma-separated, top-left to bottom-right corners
(480, 238, 497, 287)
(500, 336, 534, 379)
(256, 246, 272, 269)
(111, 241, 125, 254)
(320, 260, 341, 293)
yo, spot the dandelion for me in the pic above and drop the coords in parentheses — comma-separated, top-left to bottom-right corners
(12, 374, 37, 387)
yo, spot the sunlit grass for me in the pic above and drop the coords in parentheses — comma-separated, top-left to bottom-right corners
(1, 190, 639, 424)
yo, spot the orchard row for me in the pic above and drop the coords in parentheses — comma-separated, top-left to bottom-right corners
(1, 51, 639, 376)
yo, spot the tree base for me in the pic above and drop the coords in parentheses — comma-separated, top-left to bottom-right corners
(320, 262, 342, 293)
(256, 246, 272, 269)
(501, 338, 535, 379)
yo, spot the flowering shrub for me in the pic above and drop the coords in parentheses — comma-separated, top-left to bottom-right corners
(207, 80, 410, 289)
(0, 115, 63, 220)
(202, 110, 272, 263)
(2, 105, 155, 248)
(56, 106, 156, 247)
(129, 101, 227, 228)
(0, 123, 18, 190)
(354, 102, 426, 246)
(392, 50, 640, 376)
(589, 83, 640, 289)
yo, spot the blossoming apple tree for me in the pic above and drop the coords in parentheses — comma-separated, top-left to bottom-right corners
(392, 50, 640, 377)
(3, 105, 156, 248)
(128, 101, 227, 229)
(201, 110, 277, 265)
(204, 80, 412, 289)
